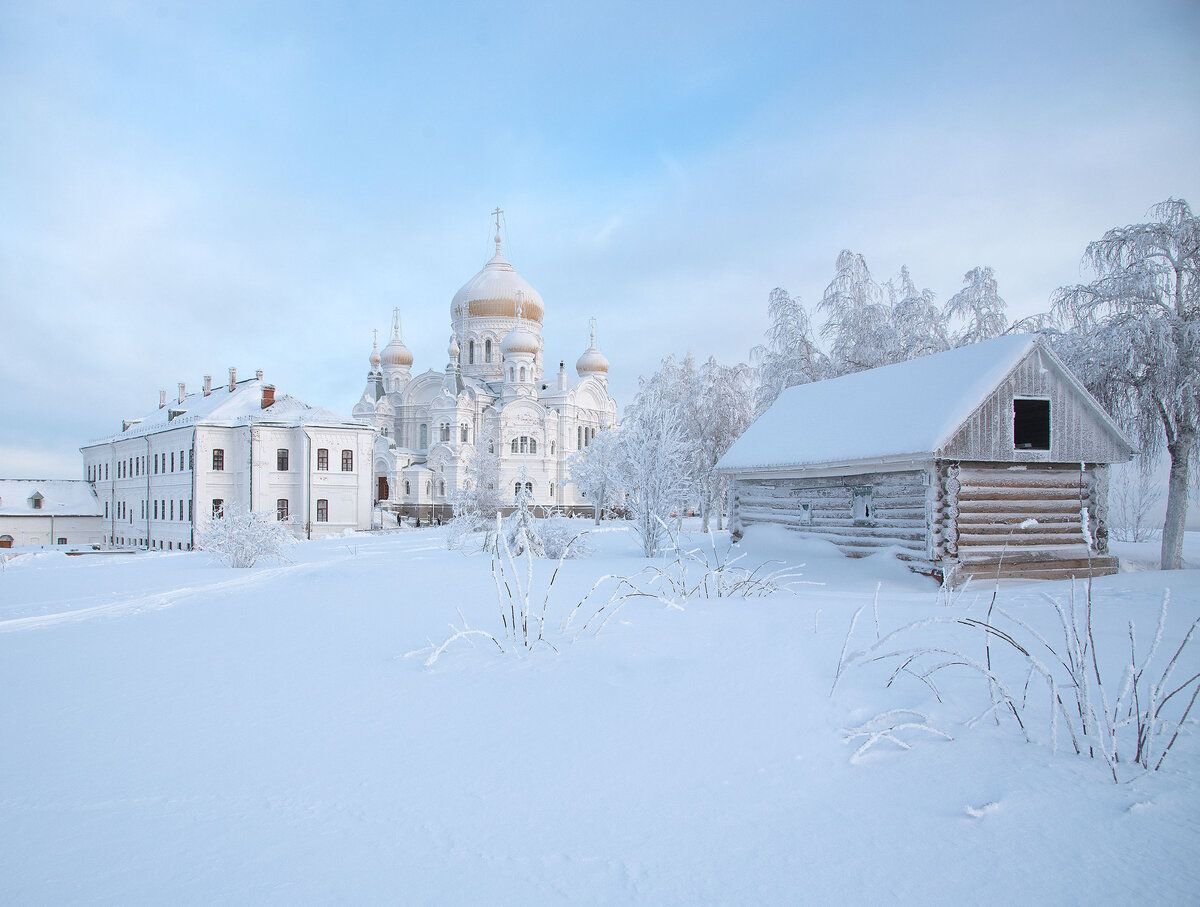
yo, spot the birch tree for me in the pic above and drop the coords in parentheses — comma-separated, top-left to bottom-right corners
(568, 428, 622, 524)
(697, 357, 755, 530)
(618, 378, 692, 557)
(946, 265, 1009, 345)
(750, 287, 827, 413)
(1053, 198, 1199, 570)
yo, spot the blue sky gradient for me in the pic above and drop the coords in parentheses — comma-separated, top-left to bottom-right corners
(2, 1, 1198, 476)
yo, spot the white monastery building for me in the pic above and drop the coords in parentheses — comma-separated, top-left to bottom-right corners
(80, 370, 376, 549)
(0, 479, 105, 548)
(353, 212, 618, 517)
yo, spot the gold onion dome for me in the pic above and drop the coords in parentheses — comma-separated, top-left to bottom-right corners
(451, 230, 545, 324)
(381, 309, 414, 368)
(576, 319, 609, 375)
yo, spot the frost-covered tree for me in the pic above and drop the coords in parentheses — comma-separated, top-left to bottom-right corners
(618, 378, 692, 557)
(638, 353, 706, 524)
(749, 287, 828, 413)
(946, 266, 1009, 345)
(568, 428, 622, 524)
(1053, 198, 1199, 570)
(198, 507, 293, 567)
(885, 265, 949, 361)
(819, 250, 891, 375)
(819, 252, 949, 375)
(505, 470, 544, 557)
(1109, 456, 1164, 544)
(697, 357, 755, 530)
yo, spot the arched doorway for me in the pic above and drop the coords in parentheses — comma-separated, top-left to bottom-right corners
(377, 476, 389, 502)
(0, 534, 13, 549)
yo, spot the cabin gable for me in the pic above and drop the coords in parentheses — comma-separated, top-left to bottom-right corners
(938, 345, 1131, 465)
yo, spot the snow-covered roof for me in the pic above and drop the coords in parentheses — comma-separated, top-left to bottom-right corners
(718, 334, 1079, 472)
(85, 378, 366, 446)
(0, 479, 102, 517)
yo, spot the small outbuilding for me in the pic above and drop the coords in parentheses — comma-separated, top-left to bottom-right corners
(716, 335, 1135, 583)
(0, 479, 105, 548)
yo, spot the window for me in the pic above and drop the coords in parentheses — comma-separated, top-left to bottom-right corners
(550, 442, 555, 455)
(420, 424, 428, 448)
(519, 366, 526, 382)
(105, 464, 109, 480)
(189, 449, 194, 470)
(1013, 398, 1051, 451)
(488, 440, 495, 454)
(529, 438, 537, 454)
(213, 449, 224, 471)
(341, 449, 353, 471)
(105, 502, 109, 518)
(485, 338, 493, 362)
(317, 448, 329, 470)
(426, 481, 431, 496)
(799, 503, 813, 525)
(316, 499, 328, 522)
(439, 480, 445, 496)
(461, 424, 469, 443)
(852, 487, 873, 523)
(57, 537, 66, 545)
(154, 454, 159, 474)
(153, 500, 159, 519)
(212, 499, 224, 518)
(520, 436, 528, 454)
(277, 498, 289, 521)
(188, 500, 193, 521)
(170, 500, 175, 520)
(440, 423, 450, 443)
(404, 481, 411, 496)
(170, 452, 175, 472)
(577, 426, 583, 449)
(550, 482, 555, 497)
(180, 449, 184, 470)
(277, 449, 289, 471)
(526, 481, 533, 495)
(468, 340, 475, 364)
(515, 482, 522, 500)
(511, 438, 519, 454)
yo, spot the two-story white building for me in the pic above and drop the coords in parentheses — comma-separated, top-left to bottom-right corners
(81, 369, 376, 549)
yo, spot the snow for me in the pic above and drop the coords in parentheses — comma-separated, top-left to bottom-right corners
(0, 478, 101, 516)
(1, 523, 1198, 902)
(718, 334, 1041, 471)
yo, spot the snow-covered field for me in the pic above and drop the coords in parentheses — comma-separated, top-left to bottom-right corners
(1, 525, 1197, 903)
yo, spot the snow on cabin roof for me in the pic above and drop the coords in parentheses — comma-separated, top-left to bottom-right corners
(0, 479, 102, 517)
(84, 378, 363, 446)
(718, 334, 1049, 472)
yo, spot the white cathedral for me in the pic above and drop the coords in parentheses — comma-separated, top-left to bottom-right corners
(352, 214, 618, 517)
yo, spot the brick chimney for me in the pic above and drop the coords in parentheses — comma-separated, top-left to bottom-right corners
(260, 384, 276, 409)
(203, 375, 212, 396)
(228, 367, 237, 392)
(159, 389, 166, 409)
(177, 382, 186, 404)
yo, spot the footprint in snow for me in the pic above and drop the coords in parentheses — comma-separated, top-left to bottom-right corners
(965, 802, 1000, 819)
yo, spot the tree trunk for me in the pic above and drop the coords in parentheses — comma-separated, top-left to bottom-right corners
(1160, 434, 1194, 570)
(700, 492, 711, 532)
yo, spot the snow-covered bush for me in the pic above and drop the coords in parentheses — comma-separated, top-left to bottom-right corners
(505, 482, 544, 557)
(646, 533, 804, 602)
(197, 507, 294, 568)
(540, 516, 592, 560)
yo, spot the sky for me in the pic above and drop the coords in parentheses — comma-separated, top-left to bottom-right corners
(2, 0, 1199, 479)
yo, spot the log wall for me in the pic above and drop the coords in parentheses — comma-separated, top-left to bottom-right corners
(732, 469, 932, 561)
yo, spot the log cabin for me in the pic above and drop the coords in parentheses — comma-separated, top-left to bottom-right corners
(716, 335, 1135, 583)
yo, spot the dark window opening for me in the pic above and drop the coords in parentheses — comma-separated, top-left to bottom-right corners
(1013, 398, 1051, 450)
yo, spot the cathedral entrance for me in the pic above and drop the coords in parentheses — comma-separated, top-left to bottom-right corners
(377, 477, 389, 503)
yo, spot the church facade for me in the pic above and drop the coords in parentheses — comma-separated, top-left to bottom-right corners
(352, 217, 618, 518)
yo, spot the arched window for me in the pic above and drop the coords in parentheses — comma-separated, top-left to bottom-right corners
(577, 426, 582, 449)
(485, 339, 493, 363)
(529, 438, 537, 454)
(420, 424, 428, 448)
(460, 424, 468, 443)
(525, 481, 533, 495)
(550, 482, 555, 497)
(425, 481, 431, 495)
(508, 366, 514, 382)
(550, 441, 555, 455)
(468, 340, 475, 364)
(404, 481, 411, 496)
(488, 440, 495, 454)
(515, 482, 522, 500)
(439, 480, 445, 496)
(519, 366, 526, 382)
(511, 438, 519, 454)
(440, 423, 450, 443)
